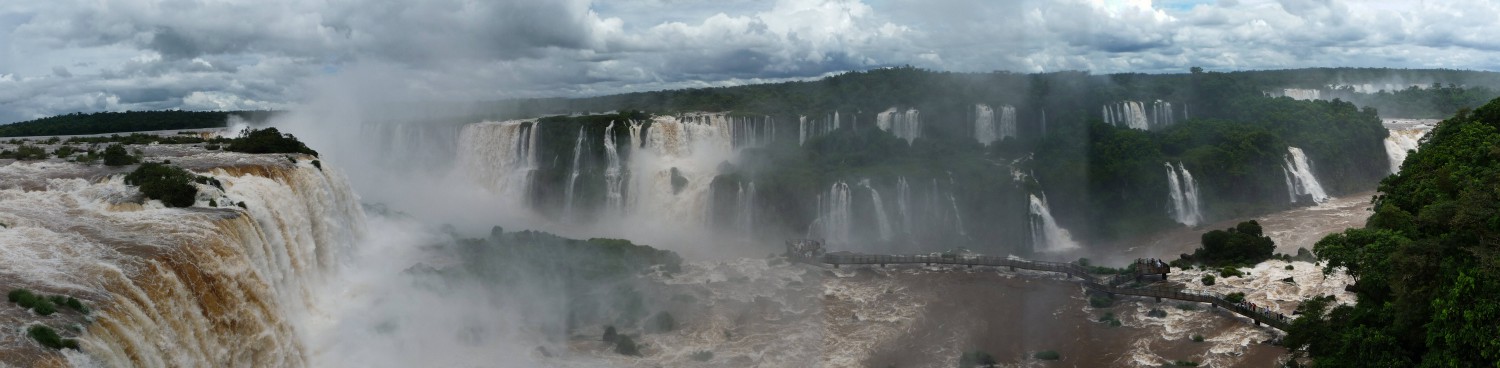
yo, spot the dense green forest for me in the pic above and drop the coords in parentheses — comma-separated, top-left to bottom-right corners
(0, 110, 277, 137)
(1285, 98, 1500, 366)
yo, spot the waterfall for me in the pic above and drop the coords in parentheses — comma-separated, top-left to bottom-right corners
(603, 122, 626, 213)
(563, 126, 586, 220)
(815, 182, 852, 244)
(1028, 194, 1079, 252)
(1383, 127, 1429, 174)
(975, 104, 996, 145)
(456, 120, 541, 200)
(947, 175, 966, 238)
(975, 104, 1017, 145)
(876, 107, 921, 144)
(859, 179, 894, 241)
(738, 181, 755, 235)
(1165, 162, 1203, 226)
(799, 116, 807, 145)
(999, 105, 1017, 140)
(0, 158, 365, 367)
(1102, 101, 1152, 130)
(896, 176, 912, 238)
(1283, 147, 1330, 203)
(1281, 88, 1321, 100)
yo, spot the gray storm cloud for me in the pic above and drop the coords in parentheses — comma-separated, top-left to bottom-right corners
(3, 0, 1500, 123)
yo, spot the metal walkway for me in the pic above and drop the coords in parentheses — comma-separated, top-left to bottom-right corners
(794, 247, 1290, 330)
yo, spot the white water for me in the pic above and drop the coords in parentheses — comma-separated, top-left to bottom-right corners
(1104, 101, 1175, 130)
(946, 176, 966, 238)
(563, 126, 586, 220)
(813, 182, 853, 244)
(876, 107, 921, 144)
(1283, 147, 1330, 203)
(1165, 162, 1203, 226)
(603, 121, 626, 213)
(0, 153, 365, 367)
(737, 181, 756, 235)
(975, 104, 1017, 146)
(975, 104, 996, 145)
(1382, 120, 1435, 174)
(1028, 194, 1079, 252)
(1280, 88, 1322, 100)
(859, 179, 894, 241)
(896, 177, 912, 238)
(457, 120, 541, 200)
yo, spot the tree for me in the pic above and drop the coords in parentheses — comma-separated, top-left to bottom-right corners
(124, 163, 198, 207)
(102, 144, 137, 166)
(1187, 220, 1275, 266)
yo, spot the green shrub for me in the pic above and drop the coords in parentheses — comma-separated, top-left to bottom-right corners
(603, 325, 617, 342)
(226, 128, 318, 156)
(27, 325, 76, 350)
(1217, 267, 1244, 278)
(65, 297, 88, 314)
(124, 162, 198, 207)
(1201, 275, 1215, 286)
(311, 160, 322, 170)
(1099, 312, 1122, 327)
(33, 299, 57, 316)
(1089, 294, 1115, 308)
(6, 145, 49, 160)
(8, 289, 36, 304)
(1033, 350, 1061, 360)
(960, 350, 998, 367)
(1191, 334, 1205, 342)
(1146, 308, 1167, 318)
(204, 144, 221, 150)
(614, 335, 641, 356)
(53, 146, 76, 158)
(1225, 292, 1246, 304)
(1173, 360, 1200, 366)
(690, 350, 713, 362)
(102, 144, 137, 166)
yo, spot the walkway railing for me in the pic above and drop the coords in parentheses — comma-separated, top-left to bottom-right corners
(806, 251, 1291, 330)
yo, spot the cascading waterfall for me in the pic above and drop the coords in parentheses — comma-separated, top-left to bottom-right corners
(1383, 127, 1429, 174)
(1283, 147, 1330, 203)
(998, 105, 1017, 141)
(812, 182, 853, 244)
(563, 126, 587, 220)
(456, 120, 541, 199)
(1103, 101, 1152, 130)
(947, 175, 967, 238)
(1281, 88, 1322, 100)
(1028, 193, 1080, 252)
(738, 182, 755, 235)
(858, 179, 894, 241)
(876, 107, 921, 144)
(1165, 162, 1203, 226)
(975, 104, 996, 145)
(799, 115, 838, 145)
(603, 122, 627, 213)
(0, 156, 365, 367)
(896, 176, 912, 237)
(1152, 100, 1175, 127)
(974, 104, 1017, 145)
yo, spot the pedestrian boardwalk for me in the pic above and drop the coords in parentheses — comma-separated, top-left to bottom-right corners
(788, 240, 1291, 330)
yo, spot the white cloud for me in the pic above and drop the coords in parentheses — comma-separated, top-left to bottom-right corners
(2, 0, 1500, 123)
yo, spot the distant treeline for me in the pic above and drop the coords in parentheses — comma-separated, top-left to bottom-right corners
(0, 110, 280, 137)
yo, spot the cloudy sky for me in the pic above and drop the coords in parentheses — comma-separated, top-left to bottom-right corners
(1, 0, 1498, 123)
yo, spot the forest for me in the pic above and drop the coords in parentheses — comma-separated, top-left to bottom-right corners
(0, 110, 277, 137)
(1285, 97, 1500, 366)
